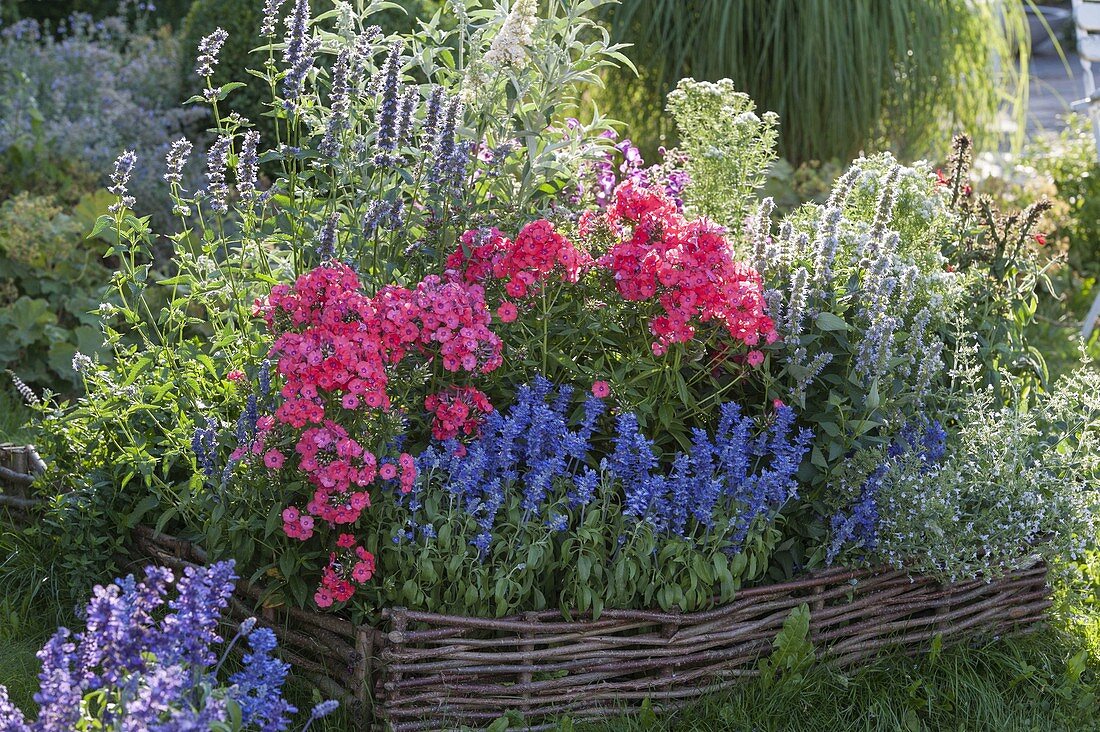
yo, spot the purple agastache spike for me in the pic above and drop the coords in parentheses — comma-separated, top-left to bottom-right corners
(373, 42, 403, 165)
(281, 0, 319, 111)
(194, 27, 228, 78)
(320, 50, 351, 158)
(163, 137, 192, 187)
(204, 135, 231, 214)
(107, 150, 137, 213)
(259, 0, 284, 37)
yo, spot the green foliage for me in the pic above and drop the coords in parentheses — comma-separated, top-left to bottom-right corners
(0, 193, 114, 392)
(664, 77, 778, 230)
(601, 0, 1030, 164)
(944, 137, 1058, 400)
(757, 603, 815, 690)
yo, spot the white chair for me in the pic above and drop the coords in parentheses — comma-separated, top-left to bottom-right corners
(1071, 0, 1100, 338)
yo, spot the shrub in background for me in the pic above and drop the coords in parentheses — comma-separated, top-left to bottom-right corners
(0, 193, 114, 391)
(5, 0, 194, 30)
(0, 11, 204, 227)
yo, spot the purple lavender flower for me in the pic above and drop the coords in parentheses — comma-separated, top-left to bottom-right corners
(191, 416, 218, 478)
(281, 0, 318, 111)
(0, 686, 30, 732)
(396, 86, 417, 148)
(108, 149, 137, 213)
(421, 86, 444, 144)
(237, 130, 260, 199)
(0, 561, 309, 731)
(159, 561, 237, 667)
(827, 418, 947, 563)
(428, 96, 465, 191)
(194, 28, 228, 78)
(229, 627, 295, 728)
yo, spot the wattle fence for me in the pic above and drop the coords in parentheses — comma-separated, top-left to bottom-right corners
(0, 444, 1051, 731)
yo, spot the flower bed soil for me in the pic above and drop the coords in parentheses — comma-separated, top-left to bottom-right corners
(129, 525, 1049, 732)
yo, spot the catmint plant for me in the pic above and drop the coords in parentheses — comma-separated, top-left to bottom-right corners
(758, 154, 960, 494)
(0, 561, 328, 731)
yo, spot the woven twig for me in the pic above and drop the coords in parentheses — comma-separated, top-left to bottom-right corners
(127, 526, 1048, 732)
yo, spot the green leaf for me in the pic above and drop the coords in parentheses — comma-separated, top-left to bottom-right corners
(814, 312, 848, 332)
(125, 495, 159, 528)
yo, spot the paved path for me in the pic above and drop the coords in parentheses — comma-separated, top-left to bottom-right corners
(1027, 46, 1087, 136)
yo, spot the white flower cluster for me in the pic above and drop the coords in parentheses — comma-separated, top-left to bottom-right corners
(483, 0, 538, 69)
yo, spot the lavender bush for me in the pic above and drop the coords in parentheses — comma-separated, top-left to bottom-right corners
(0, 560, 337, 732)
(753, 153, 958, 498)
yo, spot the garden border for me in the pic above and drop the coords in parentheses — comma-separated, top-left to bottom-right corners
(126, 525, 1050, 731)
(0, 444, 1055, 731)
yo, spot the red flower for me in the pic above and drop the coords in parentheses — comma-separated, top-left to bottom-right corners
(591, 380, 611, 398)
(497, 301, 518, 323)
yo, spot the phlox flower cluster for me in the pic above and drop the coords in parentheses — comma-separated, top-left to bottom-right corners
(447, 219, 592, 298)
(424, 386, 495, 440)
(825, 418, 947, 564)
(241, 263, 502, 606)
(314, 533, 377, 608)
(0, 561, 306, 732)
(600, 180, 778, 355)
(610, 402, 811, 545)
(373, 275, 503, 373)
(263, 263, 390, 423)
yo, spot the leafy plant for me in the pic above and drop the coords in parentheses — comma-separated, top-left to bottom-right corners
(758, 603, 815, 689)
(0, 193, 114, 391)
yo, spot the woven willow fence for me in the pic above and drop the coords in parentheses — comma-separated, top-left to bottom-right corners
(127, 525, 1051, 731)
(0, 445, 1051, 730)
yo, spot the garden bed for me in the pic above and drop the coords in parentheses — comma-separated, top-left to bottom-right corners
(129, 525, 1050, 731)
